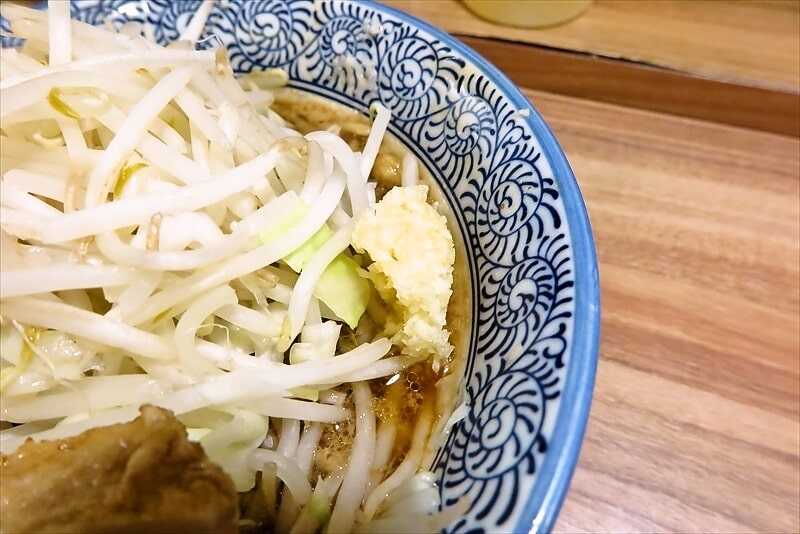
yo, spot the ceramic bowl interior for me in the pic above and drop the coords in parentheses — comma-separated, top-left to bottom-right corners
(2, 1, 600, 532)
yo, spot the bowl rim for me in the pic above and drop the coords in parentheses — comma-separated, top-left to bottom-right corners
(366, 2, 601, 532)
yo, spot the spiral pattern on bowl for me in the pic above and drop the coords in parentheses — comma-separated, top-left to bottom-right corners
(316, 16, 367, 67)
(494, 258, 556, 330)
(443, 96, 496, 157)
(464, 372, 545, 480)
(376, 35, 440, 115)
(226, 0, 310, 69)
(147, 0, 206, 44)
(479, 158, 543, 237)
(472, 158, 544, 269)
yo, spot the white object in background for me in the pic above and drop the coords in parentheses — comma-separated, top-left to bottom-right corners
(463, 0, 593, 28)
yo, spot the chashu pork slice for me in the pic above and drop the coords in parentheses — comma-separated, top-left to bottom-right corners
(0, 405, 239, 533)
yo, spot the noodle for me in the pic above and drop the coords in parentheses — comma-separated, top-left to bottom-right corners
(328, 382, 376, 533)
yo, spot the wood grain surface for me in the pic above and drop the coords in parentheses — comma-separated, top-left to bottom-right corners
(455, 36, 800, 138)
(382, 0, 800, 91)
(381, 0, 800, 138)
(522, 88, 800, 533)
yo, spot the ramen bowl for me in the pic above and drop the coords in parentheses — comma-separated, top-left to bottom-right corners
(3, 1, 600, 531)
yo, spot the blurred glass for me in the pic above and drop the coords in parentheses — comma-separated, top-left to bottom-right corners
(463, 0, 593, 28)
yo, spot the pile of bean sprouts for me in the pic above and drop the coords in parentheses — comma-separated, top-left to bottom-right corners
(0, 2, 467, 532)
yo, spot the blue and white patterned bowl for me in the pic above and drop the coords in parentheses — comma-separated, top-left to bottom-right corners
(1, 1, 600, 532)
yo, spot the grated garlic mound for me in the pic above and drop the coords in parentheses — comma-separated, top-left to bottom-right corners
(351, 185, 455, 371)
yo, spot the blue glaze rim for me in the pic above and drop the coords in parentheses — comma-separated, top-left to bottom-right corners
(367, 3, 600, 532)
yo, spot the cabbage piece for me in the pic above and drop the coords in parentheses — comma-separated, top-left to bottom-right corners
(261, 199, 369, 329)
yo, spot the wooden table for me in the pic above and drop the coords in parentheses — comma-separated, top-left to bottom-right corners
(381, 1, 800, 532)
